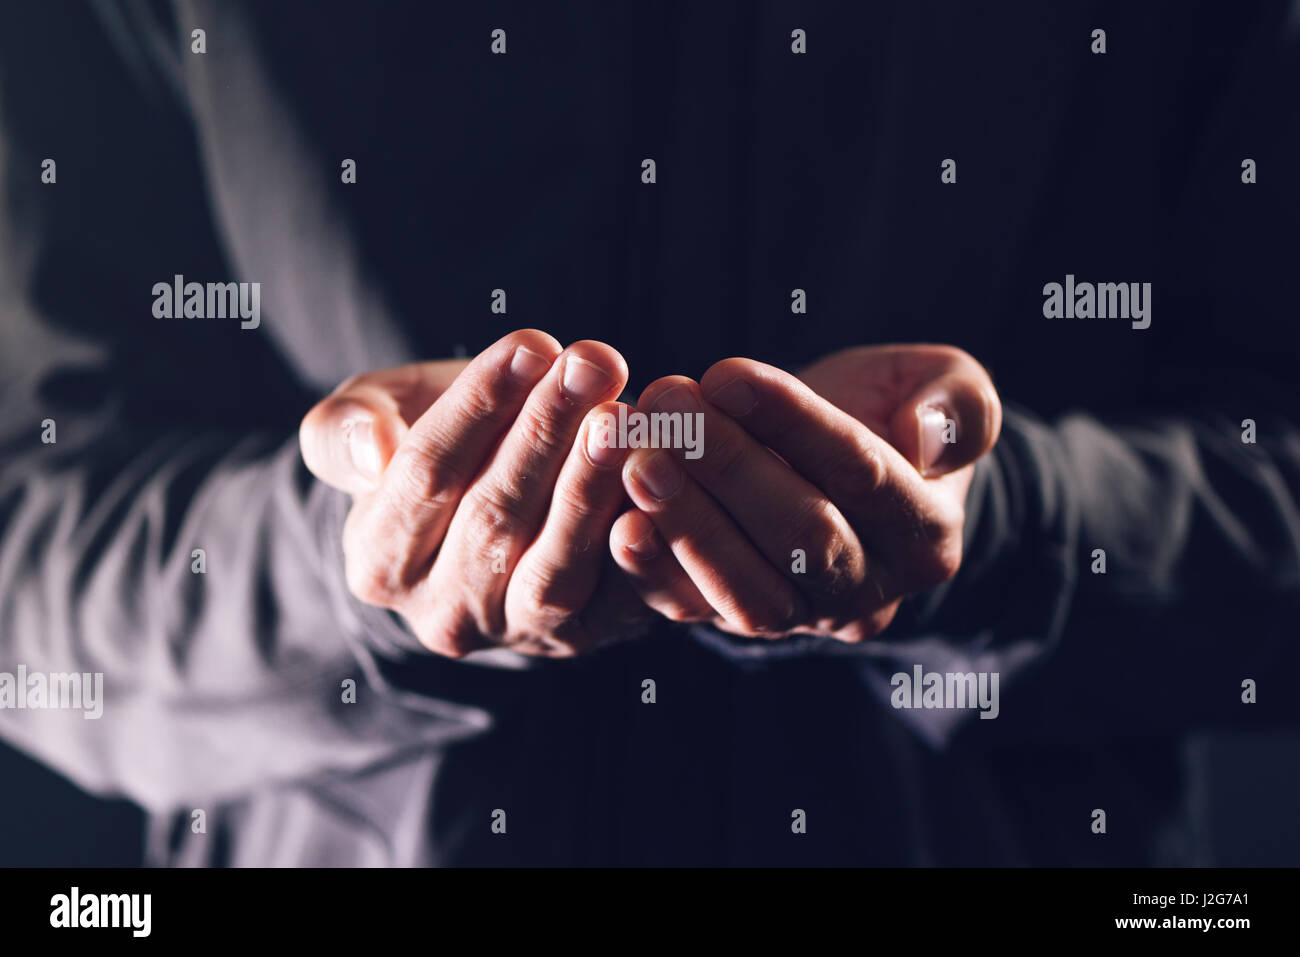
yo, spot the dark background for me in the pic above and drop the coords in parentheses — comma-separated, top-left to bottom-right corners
(2, 0, 1299, 867)
(6, 731, 1300, 865)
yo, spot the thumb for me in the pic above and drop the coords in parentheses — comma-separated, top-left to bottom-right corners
(299, 361, 464, 495)
(889, 361, 1002, 478)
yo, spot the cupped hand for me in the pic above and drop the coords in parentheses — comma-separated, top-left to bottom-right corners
(609, 344, 1002, 642)
(300, 330, 654, 658)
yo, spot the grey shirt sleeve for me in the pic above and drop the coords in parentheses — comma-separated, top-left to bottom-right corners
(867, 400, 1300, 745)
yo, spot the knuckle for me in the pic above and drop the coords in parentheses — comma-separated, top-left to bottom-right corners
(790, 504, 864, 597)
(911, 532, 963, 587)
(456, 377, 506, 423)
(905, 497, 965, 586)
(516, 404, 569, 458)
(390, 439, 467, 511)
(824, 439, 886, 501)
(463, 483, 531, 555)
(550, 479, 599, 529)
(512, 544, 599, 625)
(345, 495, 437, 593)
(704, 432, 748, 481)
(414, 605, 482, 658)
(344, 552, 399, 607)
(521, 576, 584, 628)
(931, 536, 965, 584)
(822, 537, 868, 596)
(782, 496, 837, 555)
(852, 440, 888, 494)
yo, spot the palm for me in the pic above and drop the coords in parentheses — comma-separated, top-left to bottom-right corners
(797, 344, 962, 449)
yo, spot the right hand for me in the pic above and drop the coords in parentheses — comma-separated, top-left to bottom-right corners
(299, 330, 655, 658)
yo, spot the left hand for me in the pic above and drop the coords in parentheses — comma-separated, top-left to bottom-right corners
(609, 344, 1002, 642)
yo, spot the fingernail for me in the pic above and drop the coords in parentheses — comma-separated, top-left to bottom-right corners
(706, 378, 757, 417)
(585, 417, 625, 468)
(652, 385, 699, 415)
(343, 417, 381, 479)
(510, 345, 553, 382)
(626, 528, 659, 559)
(631, 451, 682, 500)
(561, 354, 615, 402)
(918, 405, 950, 476)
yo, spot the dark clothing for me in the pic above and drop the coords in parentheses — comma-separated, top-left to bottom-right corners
(1, 0, 1297, 865)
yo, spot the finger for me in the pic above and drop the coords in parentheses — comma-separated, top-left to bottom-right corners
(621, 447, 805, 635)
(636, 376, 870, 603)
(435, 341, 629, 637)
(299, 358, 471, 496)
(505, 402, 636, 643)
(701, 358, 925, 520)
(609, 508, 714, 623)
(884, 351, 1001, 477)
(699, 358, 958, 583)
(352, 329, 562, 588)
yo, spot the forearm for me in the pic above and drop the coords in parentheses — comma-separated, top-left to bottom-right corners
(897, 404, 1300, 739)
(0, 426, 490, 811)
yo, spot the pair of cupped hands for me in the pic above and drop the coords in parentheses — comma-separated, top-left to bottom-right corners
(300, 331, 1002, 658)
